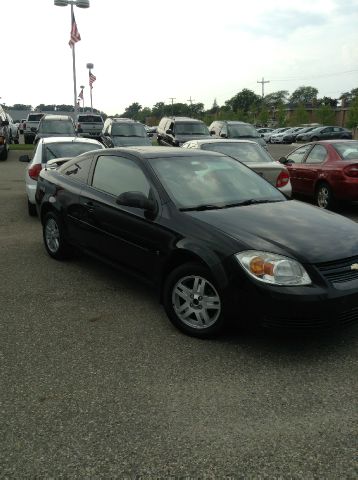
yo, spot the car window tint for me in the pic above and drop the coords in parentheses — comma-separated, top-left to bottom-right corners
(92, 155, 150, 197)
(287, 145, 311, 163)
(62, 157, 93, 183)
(78, 115, 102, 123)
(44, 142, 102, 162)
(39, 120, 75, 134)
(305, 145, 327, 164)
(201, 142, 273, 163)
(333, 141, 358, 160)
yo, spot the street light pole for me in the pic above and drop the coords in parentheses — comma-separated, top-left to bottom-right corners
(54, 0, 90, 116)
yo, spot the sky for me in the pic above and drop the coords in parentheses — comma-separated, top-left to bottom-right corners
(2, 0, 358, 115)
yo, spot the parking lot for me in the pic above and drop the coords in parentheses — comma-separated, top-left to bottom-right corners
(0, 147, 357, 478)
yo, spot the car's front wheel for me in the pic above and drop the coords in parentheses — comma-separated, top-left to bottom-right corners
(43, 212, 71, 260)
(163, 263, 226, 338)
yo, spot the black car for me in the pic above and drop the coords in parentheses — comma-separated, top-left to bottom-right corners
(282, 126, 321, 144)
(100, 118, 152, 148)
(296, 126, 352, 142)
(209, 120, 267, 149)
(36, 147, 358, 338)
(157, 116, 211, 146)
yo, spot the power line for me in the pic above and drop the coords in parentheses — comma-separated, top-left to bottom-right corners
(270, 69, 358, 82)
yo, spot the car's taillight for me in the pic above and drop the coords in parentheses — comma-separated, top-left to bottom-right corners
(343, 164, 358, 178)
(276, 169, 290, 188)
(28, 164, 42, 180)
(0, 136, 5, 145)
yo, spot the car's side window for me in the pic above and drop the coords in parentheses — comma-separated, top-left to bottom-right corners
(287, 145, 312, 163)
(62, 156, 93, 183)
(92, 155, 150, 198)
(220, 125, 228, 136)
(305, 145, 327, 164)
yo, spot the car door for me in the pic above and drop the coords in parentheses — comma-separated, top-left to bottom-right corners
(285, 144, 313, 193)
(79, 153, 166, 280)
(318, 127, 333, 140)
(299, 144, 328, 196)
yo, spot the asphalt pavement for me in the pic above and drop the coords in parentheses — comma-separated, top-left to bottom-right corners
(0, 149, 357, 478)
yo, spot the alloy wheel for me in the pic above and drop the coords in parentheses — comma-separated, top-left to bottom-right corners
(45, 218, 60, 253)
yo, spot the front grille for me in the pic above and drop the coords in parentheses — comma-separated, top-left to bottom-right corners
(316, 256, 358, 284)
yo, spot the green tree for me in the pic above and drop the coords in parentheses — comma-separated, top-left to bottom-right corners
(340, 88, 358, 105)
(8, 104, 32, 110)
(316, 104, 335, 125)
(226, 89, 262, 113)
(346, 96, 358, 129)
(289, 86, 318, 105)
(263, 90, 289, 108)
(122, 102, 142, 119)
(318, 96, 338, 108)
(209, 98, 219, 114)
(258, 106, 269, 125)
(276, 104, 287, 127)
(290, 104, 309, 125)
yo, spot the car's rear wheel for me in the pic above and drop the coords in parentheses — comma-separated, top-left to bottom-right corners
(315, 183, 334, 210)
(311, 136, 319, 142)
(163, 263, 226, 338)
(43, 212, 71, 260)
(0, 145, 8, 160)
(27, 200, 37, 217)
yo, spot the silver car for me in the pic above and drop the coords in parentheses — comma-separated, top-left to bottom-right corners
(181, 139, 292, 196)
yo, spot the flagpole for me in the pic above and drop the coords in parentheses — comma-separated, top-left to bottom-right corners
(71, 3, 78, 117)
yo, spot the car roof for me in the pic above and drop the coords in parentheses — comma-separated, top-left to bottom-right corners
(39, 136, 103, 145)
(41, 115, 73, 121)
(183, 139, 260, 146)
(107, 146, 228, 160)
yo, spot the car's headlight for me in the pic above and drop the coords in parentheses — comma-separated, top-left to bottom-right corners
(235, 250, 311, 286)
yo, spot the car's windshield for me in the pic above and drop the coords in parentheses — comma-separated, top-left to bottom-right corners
(174, 123, 210, 135)
(111, 123, 146, 137)
(201, 142, 274, 163)
(39, 120, 75, 134)
(228, 124, 260, 138)
(333, 141, 358, 160)
(28, 114, 44, 122)
(150, 154, 284, 209)
(44, 142, 101, 161)
(78, 115, 103, 123)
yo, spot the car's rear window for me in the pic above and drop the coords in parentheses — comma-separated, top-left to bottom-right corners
(44, 142, 102, 162)
(201, 142, 274, 163)
(332, 141, 358, 160)
(39, 120, 75, 134)
(111, 123, 146, 137)
(174, 123, 209, 135)
(78, 115, 103, 123)
(28, 114, 44, 121)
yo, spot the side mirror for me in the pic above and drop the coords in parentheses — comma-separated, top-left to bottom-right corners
(116, 191, 156, 212)
(279, 156, 294, 164)
(19, 154, 31, 162)
(166, 129, 173, 135)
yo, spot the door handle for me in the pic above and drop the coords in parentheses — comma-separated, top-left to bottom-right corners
(84, 201, 95, 212)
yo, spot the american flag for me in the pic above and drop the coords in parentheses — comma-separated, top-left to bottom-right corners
(89, 72, 96, 89)
(78, 88, 84, 100)
(69, 11, 81, 48)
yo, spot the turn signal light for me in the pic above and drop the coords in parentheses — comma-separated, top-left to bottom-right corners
(343, 164, 358, 178)
(28, 164, 42, 180)
(276, 170, 290, 188)
(250, 256, 274, 276)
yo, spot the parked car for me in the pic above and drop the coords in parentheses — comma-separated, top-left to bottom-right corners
(19, 136, 104, 216)
(100, 118, 152, 148)
(75, 113, 104, 139)
(296, 126, 352, 142)
(144, 125, 158, 137)
(157, 116, 211, 147)
(33, 115, 76, 144)
(36, 146, 358, 337)
(0, 105, 10, 161)
(270, 127, 300, 144)
(263, 127, 291, 143)
(256, 127, 274, 137)
(181, 139, 291, 196)
(209, 120, 267, 149)
(281, 126, 319, 144)
(6, 113, 19, 144)
(278, 140, 358, 209)
(23, 113, 45, 144)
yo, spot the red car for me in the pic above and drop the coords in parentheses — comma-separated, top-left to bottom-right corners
(280, 140, 358, 209)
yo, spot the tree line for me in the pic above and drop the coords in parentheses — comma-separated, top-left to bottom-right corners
(5, 86, 358, 128)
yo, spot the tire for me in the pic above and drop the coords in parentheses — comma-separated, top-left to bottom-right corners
(163, 262, 226, 338)
(24, 135, 31, 144)
(28, 200, 37, 217)
(43, 212, 71, 260)
(0, 146, 8, 161)
(315, 183, 334, 210)
(311, 136, 319, 142)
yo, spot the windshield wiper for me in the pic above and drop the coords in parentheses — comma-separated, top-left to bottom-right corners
(180, 204, 224, 212)
(226, 199, 283, 207)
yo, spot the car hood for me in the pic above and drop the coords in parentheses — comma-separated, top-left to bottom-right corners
(111, 136, 152, 146)
(185, 200, 358, 264)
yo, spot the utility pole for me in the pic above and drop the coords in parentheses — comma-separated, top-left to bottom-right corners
(169, 97, 176, 116)
(257, 77, 270, 98)
(187, 96, 195, 116)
